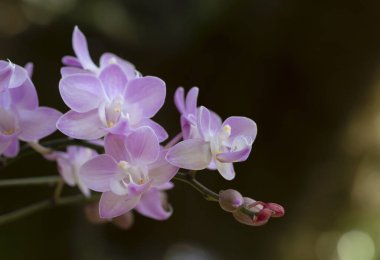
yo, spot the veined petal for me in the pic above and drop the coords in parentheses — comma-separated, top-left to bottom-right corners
(125, 126, 160, 164)
(62, 56, 81, 67)
(197, 106, 216, 141)
(10, 78, 38, 110)
(18, 107, 62, 141)
(135, 189, 172, 220)
(223, 116, 257, 141)
(185, 87, 199, 116)
(57, 156, 76, 186)
(174, 87, 185, 114)
(9, 63, 28, 89)
(149, 149, 178, 186)
(99, 191, 141, 218)
(73, 26, 97, 71)
(60, 67, 89, 77)
(59, 74, 104, 112)
(166, 139, 211, 170)
(135, 118, 168, 142)
(215, 161, 235, 180)
(3, 138, 19, 158)
(124, 76, 166, 118)
(100, 53, 136, 80)
(216, 146, 251, 163)
(57, 110, 107, 140)
(99, 64, 127, 99)
(80, 154, 118, 192)
(104, 134, 130, 162)
(0, 62, 12, 92)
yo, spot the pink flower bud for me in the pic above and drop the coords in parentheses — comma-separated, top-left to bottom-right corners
(265, 202, 285, 217)
(232, 197, 284, 226)
(84, 202, 107, 225)
(112, 212, 134, 230)
(219, 189, 244, 212)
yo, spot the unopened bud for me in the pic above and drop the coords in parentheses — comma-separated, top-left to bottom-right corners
(232, 197, 284, 226)
(84, 202, 107, 225)
(219, 189, 244, 212)
(266, 202, 285, 217)
(112, 212, 134, 230)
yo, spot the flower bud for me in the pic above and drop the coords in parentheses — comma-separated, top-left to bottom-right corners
(265, 202, 285, 217)
(84, 202, 107, 225)
(219, 189, 244, 212)
(232, 197, 284, 226)
(112, 212, 134, 230)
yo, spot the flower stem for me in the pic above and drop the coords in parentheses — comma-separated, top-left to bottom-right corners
(0, 194, 100, 226)
(0, 176, 60, 187)
(173, 172, 219, 202)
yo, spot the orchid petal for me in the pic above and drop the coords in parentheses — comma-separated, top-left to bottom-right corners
(59, 74, 104, 112)
(149, 149, 178, 186)
(3, 138, 19, 158)
(80, 154, 118, 192)
(135, 118, 168, 142)
(57, 110, 106, 140)
(174, 87, 185, 114)
(104, 134, 130, 162)
(125, 126, 160, 164)
(100, 53, 136, 80)
(215, 161, 235, 180)
(73, 26, 97, 71)
(185, 87, 199, 116)
(99, 64, 127, 98)
(99, 192, 141, 218)
(135, 189, 172, 220)
(18, 107, 62, 141)
(222, 116, 257, 141)
(124, 76, 166, 118)
(166, 139, 211, 170)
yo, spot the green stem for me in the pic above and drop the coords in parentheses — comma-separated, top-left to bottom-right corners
(0, 176, 60, 187)
(173, 172, 219, 202)
(0, 194, 100, 226)
(1, 138, 103, 169)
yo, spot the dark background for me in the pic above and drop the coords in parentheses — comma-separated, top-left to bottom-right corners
(1, 0, 380, 259)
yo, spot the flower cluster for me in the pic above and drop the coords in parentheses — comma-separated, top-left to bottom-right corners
(0, 26, 284, 228)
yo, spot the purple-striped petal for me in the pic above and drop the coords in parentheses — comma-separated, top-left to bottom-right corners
(222, 116, 257, 141)
(100, 53, 136, 80)
(185, 87, 199, 116)
(166, 139, 211, 170)
(59, 74, 104, 112)
(215, 161, 235, 180)
(57, 110, 107, 140)
(10, 78, 38, 110)
(125, 126, 160, 164)
(124, 76, 166, 118)
(135, 189, 172, 220)
(80, 154, 118, 192)
(174, 87, 185, 114)
(197, 106, 218, 141)
(73, 26, 97, 71)
(62, 56, 81, 67)
(99, 191, 141, 218)
(149, 149, 178, 186)
(18, 107, 62, 141)
(99, 64, 127, 98)
(104, 134, 130, 162)
(135, 118, 168, 142)
(3, 138, 19, 158)
(60, 67, 89, 77)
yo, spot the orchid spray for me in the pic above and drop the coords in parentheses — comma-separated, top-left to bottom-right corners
(0, 26, 284, 228)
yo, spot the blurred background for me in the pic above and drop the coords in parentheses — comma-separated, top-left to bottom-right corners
(1, 0, 380, 259)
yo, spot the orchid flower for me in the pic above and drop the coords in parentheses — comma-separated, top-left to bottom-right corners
(166, 106, 257, 180)
(61, 26, 138, 80)
(48, 146, 98, 197)
(0, 60, 29, 93)
(80, 127, 178, 219)
(0, 62, 62, 158)
(57, 62, 167, 141)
